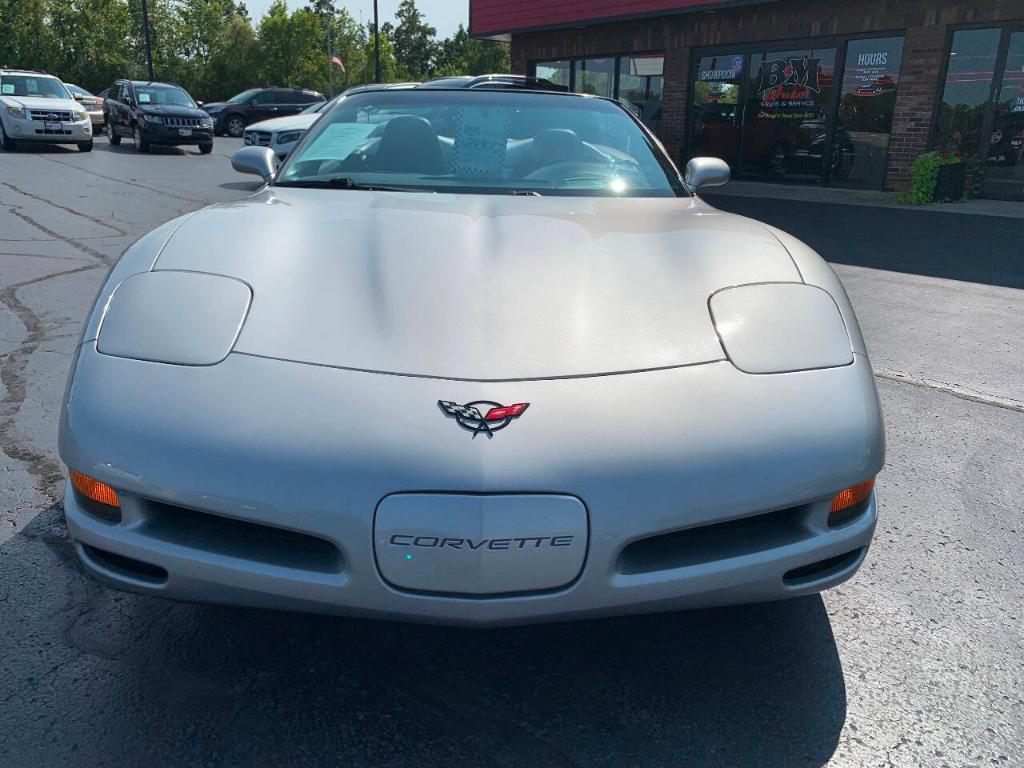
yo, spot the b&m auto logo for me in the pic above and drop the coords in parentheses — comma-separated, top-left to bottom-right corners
(757, 55, 821, 105)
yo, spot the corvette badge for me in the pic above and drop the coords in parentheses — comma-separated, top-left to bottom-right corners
(438, 400, 529, 438)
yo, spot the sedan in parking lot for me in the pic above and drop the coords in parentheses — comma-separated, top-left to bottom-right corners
(64, 83, 105, 127)
(61, 88, 883, 626)
(242, 83, 419, 161)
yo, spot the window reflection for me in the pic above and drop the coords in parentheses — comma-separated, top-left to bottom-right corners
(835, 37, 905, 188)
(533, 55, 665, 131)
(936, 28, 1001, 156)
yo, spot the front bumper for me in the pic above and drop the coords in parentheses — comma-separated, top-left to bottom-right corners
(61, 348, 884, 626)
(139, 122, 213, 145)
(5, 117, 91, 142)
(243, 130, 297, 160)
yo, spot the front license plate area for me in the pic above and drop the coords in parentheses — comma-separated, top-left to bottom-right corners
(178, 128, 192, 137)
(374, 494, 588, 595)
(45, 121, 61, 131)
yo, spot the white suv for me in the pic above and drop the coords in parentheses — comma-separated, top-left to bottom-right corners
(0, 69, 93, 152)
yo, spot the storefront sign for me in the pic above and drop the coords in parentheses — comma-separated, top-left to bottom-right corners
(756, 57, 821, 98)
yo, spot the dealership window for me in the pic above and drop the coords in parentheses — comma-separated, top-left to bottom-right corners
(935, 25, 1024, 199)
(835, 37, 905, 188)
(691, 54, 745, 165)
(741, 48, 838, 180)
(574, 58, 615, 98)
(619, 55, 665, 130)
(688, 36, 906, 188)
(531, 55, 665, 131)
(535, 60, 571, 91)
(936, 28, 1002, 158)
(984, 31, 1024, 196)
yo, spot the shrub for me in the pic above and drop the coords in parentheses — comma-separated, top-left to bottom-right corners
(899, 151, 962, 204)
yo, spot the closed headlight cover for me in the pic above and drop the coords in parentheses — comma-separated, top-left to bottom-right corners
(277, 131, 303, 145)
(97, 271, 251, 366)
(710, 283, 854, 374)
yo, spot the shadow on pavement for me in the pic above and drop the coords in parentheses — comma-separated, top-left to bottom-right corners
(1, 505, 847, 767)
(703, 193, 1023, 290)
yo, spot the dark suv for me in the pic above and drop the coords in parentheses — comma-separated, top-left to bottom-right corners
(202, 87, 326, 137)
(104, 80, 214, 153)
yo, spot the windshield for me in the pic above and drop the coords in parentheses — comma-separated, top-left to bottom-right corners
(277, 90, 685, 197)
(301, 96, 337, 115)
(0, 75, 70, 100)
(228, 89, 260, 104)
(135, 85, 195, 108)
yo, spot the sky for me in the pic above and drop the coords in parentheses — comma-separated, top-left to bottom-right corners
(244, 0, 469, 38)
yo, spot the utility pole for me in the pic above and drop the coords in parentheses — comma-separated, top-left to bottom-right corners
(373, 0, 381, 83)
(140, 0, 155, 81)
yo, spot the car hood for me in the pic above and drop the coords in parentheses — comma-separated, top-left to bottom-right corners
(246, 113, 319, 133)
(3, 96, 79, 112)
(138, 104, 207, 118)
(152, 189, 801, 380)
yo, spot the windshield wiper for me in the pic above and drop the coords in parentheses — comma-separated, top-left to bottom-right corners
(275, 177, 429, 192)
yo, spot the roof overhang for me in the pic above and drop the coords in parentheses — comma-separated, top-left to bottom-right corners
(469, 0, 778, 40)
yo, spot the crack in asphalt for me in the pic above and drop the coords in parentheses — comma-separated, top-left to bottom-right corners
(1, 182, 132, 236)
(3, 203, 112, 263)
(0, 265, 104, 503)
(875, 368, 1024, 414)
(32, 153, 207, 205)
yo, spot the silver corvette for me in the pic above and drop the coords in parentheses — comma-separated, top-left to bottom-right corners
(60, 88, 884, 626)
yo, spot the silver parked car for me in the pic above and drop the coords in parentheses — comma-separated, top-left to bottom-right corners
(242, 83, 419, 161)
(60, 88, 884, 626)
(64, 83, 105, 127)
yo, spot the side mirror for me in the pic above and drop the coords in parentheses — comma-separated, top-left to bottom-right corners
(73, 93, 85, 102)
(684, 157, 730, 191)
(232, 146, 277, 182)
(196, 100, 204, 108)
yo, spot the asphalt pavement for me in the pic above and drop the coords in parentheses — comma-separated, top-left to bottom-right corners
(1, 138, 1021, 767)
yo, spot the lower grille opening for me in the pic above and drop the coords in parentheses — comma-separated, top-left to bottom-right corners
(617, 505, 811, 575)
(82, 544, 168, 583)
(829, 498, 871, 528)
(73, 490, 122, 524)
(141, 501, 343, 574)
(783, 547, 864, 586)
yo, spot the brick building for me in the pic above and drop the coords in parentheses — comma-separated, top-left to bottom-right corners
(470, 0, 1024, 199)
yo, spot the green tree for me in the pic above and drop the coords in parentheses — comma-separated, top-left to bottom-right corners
(257, 1, 327, 91)
(434, 24, 509, 77)
(175, 0, 256, 100)
(47, 0, 133, 91)
(0, 0, 53, 72)
(390, 0, 435, 80)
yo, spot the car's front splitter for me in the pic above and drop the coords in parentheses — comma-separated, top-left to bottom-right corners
(60, 348, 884, 625)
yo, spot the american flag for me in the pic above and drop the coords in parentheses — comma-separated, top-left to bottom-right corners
(330, 54, 346, 73)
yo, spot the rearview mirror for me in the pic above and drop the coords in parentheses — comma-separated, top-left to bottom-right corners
(232, 146, 277, 182)
(684, 157, 730, 191)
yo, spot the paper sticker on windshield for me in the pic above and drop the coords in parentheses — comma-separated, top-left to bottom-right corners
(301, 123, 377, 162)
(138, 93, 151, 103)
(1, 84, 13, 95)
(452, 106, 512, 177)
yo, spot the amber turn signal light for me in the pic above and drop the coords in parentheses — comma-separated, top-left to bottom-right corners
(829, 478, 874, 514)
(70, 470, 120, 509)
